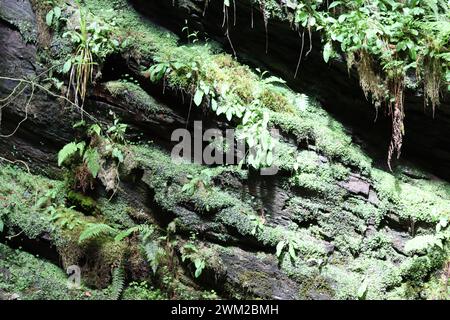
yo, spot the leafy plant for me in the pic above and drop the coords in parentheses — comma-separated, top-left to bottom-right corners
(114, 224, 154, 242)
(107, 112, 128, 144)
(405, 217, 450, 255)
(241, 0, 450, 168)
(148, 52, 277, 170)
(46, 5, 63, 29)
(143, 241, 166, 274)
(58, 118, 128, 193)
(58, 139, 100, 178)
(109, 267, 125, 300)
(181, 168, 215, 195)
(78, 223, 117, 243)
(49, 206, 84, 231)
(249, 214, 265, 236)
(63, 6, 119, 107)
(181, 234, 206, 278)
(276, 236, 302, 261)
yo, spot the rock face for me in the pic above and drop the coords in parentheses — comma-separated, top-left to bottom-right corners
(0, 0, 448, 300)
(130, 0, 450, 180)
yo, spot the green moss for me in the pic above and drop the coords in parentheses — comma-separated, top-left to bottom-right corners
(105, 81, 164, 114)
(83, 0, 178, 60)
(0, 164, 63, 240)
(298, 274, 335, 299)
(269, 94, 372, 174)
(238, 270, 273, 297)
(97, 196, 136, 229)
(0, 5, 37, 44)
(67, 191, 98, 215)
(122, 281, 166, 300)
(371, 168, 450, 223)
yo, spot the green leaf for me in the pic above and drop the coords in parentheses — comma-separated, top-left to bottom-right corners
(193, 89, 204, 106)
(88, 124, 102, 137)
(276, 240, 286, 257)
(194, 258, 205, 278)
(112, 148, 124, 163)
(404, 235, 436, 254)
(83, 148, 101, 177)
(226, 109, 233, 121)
(328, 1, 341, 9)
(357, 280, 369, 300)
(0, 219, 4, 233)
(53, 6, 61, 19)
(58, 142, 78, 166)
(288, 243, 296, 259)
(211, 99, 218, 111)
(266, 150, 273, 166)
(114, 226, 139, 242)
(144, 241, 163, 274)
(79, 223, 117, 243)
(63, 59, 72, 74)
(46, 10, 54, 26)
(323, 42, 333, 63)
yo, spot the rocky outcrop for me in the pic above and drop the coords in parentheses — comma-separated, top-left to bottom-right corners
(0, 0, 448, 300)
(131, 0, 450, 180)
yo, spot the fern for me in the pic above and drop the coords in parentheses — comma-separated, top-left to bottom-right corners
(114, 224, 154, 242)
(78, 223, 117, 243)
(58, 141, 85, 166)
(82, 147, 101, 177)
(143, 241, 165, 274)
(109, 267, 125, 300)
(114, 226, 139, 242)
(0, 217, 4, 233)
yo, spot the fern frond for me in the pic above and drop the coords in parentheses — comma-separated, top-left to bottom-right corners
(114, 224, 154, 242)
(78, 223, 117, 243)
(138, 224, 154, 241)
(58, 141, 85, 166)
(114, 226, 139, 242)
(143, 241, 164, 274)
(82, 147, 101, 177)
(109, 267, 125, 300)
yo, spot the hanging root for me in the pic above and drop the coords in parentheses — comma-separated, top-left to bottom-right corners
(423, 56, 442, 117)
(387, 78, 405, 171)
(223, 1, 237, 57)
(294, 29, 305, 78)
(305, 26, 313, 57)
(354, 50, 386, 105)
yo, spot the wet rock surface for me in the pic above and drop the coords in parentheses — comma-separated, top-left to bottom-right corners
(0, 0, 448, 300)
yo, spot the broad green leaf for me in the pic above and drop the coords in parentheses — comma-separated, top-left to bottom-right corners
(323, 42, 333, 63)
(63, 59, 72, 74)
(112, 148, 124, 163)
(83, 148, 101, 177)
(193, 89, 204, 106)
(276, 240, 286, 257)
(54, 6, 61, 19)
(46, 10, 54, 26)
